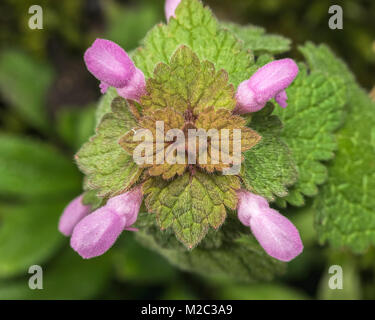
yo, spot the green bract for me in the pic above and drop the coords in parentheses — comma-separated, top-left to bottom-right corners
(141, 45, 236, 115)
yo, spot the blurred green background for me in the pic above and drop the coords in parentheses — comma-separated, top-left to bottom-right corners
(0, 0, 374, 300)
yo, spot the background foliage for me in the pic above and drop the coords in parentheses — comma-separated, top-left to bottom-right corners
(0, 0, 374, 300)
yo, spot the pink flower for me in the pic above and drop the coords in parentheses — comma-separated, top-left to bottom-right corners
(116, 68, 147, 102)
(165, 0, 181, 21)
(236, 190, 303, 262)
(235, 58, 299, 114)
(84, 39, 146, 101)
(70, 187, 143, 259)
(105, 185, 143, 230)
(70, 207, 125, 259)
(58, 194, 91, 236)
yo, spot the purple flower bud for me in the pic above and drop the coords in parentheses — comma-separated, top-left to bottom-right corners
(116, 68, 147, 102)
(106, 186, 143, 229)
(70, 207, 125, 259)
(70, 187, 143, 259)
(165, 0, 181, 21)
(237, 190, 303, 262)
(84, 39, 146, 101)
(58, 195, 91, 237)
(84, 39, 135, 88)
(235, 58, 299, 114)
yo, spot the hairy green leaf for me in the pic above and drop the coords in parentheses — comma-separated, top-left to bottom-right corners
(76, 97, 142, 198)
(141, 45, 236, 114)
(273, 64, 347, 206)
(135, 214, 285, 282)
(143, 171, 240, 248)
(95, 87, 118, 127)
(242, 105, 298, 201)
(300, 43, 375, 253)
(222, 22, 291, 55)
(82, 189, 105, 210)
(133, 0, 254, 87)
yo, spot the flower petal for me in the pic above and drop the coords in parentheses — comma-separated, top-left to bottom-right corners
(99, 82, 109, 94)
(235, 58, 298, 114)
(116, 68, 146, 102)
(70, 208, 125, 259)
(234, 80, 263, 113)
(236, 190, 269, 226)
(236, 190, 303, 262)
(249, 207, 303, 262)
(58, 195, 91, 236)
(275, 90, 288, 108)
(249, 58, 298, 103)
(106, 186, 143, 228)
(84, 39, 136, 88)
(165, 0, 181, 21)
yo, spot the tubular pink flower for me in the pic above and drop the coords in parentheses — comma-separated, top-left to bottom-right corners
(106, 186, 143, 229)
(165, 0, 181, 21)
(84, 39, 135, 88)
(84, 39, 146, 101)
(70, 187, 143, 259)
(236, 190, 303, 262)
(235, 58, 299, 114)
(70, 207, 125, 259)
(116, 68, 147, 102)
(58, 195, 91, 237)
